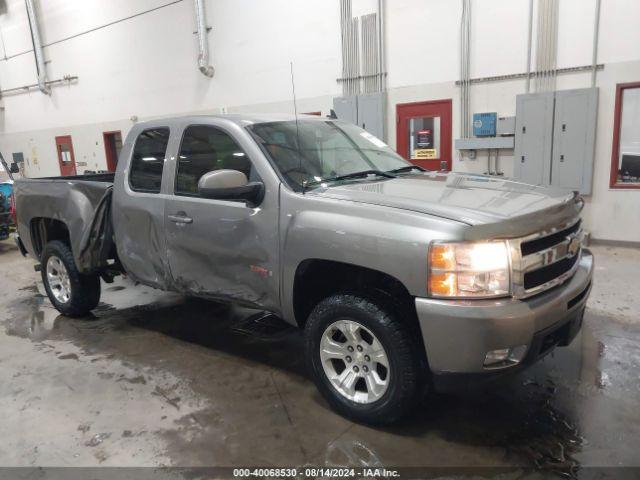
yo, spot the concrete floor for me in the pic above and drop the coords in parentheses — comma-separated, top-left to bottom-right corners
(0, 240, 639, 475)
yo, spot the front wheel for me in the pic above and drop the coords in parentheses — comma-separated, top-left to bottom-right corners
(41, 240, 101, 317)
(305, 294, 422, 425)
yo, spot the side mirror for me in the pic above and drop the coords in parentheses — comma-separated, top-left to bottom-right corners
(9, 163, 19, 174)
(198, 169, 264, 206)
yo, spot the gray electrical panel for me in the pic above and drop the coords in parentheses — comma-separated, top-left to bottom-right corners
(357, 93, 385, 140)
(333, 96, 358, 125)
(513, 88, 598, 195)
(514, 92, 554, 186)
(497, 116, 516, 136)
(551, 88, 598, 195)
(333, 93, 385, 141)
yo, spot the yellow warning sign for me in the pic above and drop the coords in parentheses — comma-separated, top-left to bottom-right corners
(412, 149, 437, 160)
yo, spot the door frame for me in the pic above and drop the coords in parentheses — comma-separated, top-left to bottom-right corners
(103, 130, 122, 172)
(54, 135, 77, 176)
(396, 99, 453, 171)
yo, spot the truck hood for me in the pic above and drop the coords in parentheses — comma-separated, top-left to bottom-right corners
(309, 172, 582, 237)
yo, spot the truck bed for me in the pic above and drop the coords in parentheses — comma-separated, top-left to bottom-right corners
(13, 173, 116, 273)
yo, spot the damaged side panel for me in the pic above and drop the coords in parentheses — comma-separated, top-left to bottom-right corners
(77, 187, 114, 271)
(111, 189, 171, 290)
(163, 191, 280, 312)
(160, 119, 281, 311)
(111, 126, 173, 291)
(13, 175, 115, 273)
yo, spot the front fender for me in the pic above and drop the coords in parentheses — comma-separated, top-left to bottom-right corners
(279, 188, 466, 324)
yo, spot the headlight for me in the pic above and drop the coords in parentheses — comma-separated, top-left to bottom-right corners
(428, 241, 510, 298)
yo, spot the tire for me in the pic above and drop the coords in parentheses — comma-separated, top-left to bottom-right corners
(41, 240, 101, 317)
(305, 294, 422, 425)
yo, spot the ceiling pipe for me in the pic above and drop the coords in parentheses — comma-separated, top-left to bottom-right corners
(24, 0, 50, 95)
(459, 0, 471, 138)
(377, 0, 385, 92)
(194, 0, 214, 77)
(591, 0, 601, 87)
(525, 0, 533, 93)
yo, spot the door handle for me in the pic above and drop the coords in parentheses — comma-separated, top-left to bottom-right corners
(168, 214, 193, 224)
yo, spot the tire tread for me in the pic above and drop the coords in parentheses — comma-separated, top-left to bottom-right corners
(41, 240, 100, 317)
(305, 293, 421, 425)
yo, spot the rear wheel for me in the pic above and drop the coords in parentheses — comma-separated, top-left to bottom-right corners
(41, 241, 101, 317)
(305, 294, 422, 425)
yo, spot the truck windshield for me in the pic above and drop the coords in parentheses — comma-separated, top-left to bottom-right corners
(248, 120, 412, 190)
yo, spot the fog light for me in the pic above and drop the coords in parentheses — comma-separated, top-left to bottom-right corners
(508, 345, 528, 362)
(484, 348, 510, 365)
(484, 345, 528, 368)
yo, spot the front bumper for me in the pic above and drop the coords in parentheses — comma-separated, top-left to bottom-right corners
(415, 249, 593, 381)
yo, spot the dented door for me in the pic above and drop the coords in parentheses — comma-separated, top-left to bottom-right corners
(164, 123, 280, 311)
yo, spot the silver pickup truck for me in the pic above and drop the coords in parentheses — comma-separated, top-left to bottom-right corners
(13, 114, 593, 424)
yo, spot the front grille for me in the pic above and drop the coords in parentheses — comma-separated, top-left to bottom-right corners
(510, 217, 583, 298)
(523, 254, 579, 289)
(521, 219, 581, 256)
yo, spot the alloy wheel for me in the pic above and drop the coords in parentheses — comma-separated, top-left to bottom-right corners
(46, 256, 71, 304)
(319, 319, 390, 404)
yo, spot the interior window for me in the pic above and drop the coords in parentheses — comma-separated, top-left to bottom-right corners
(59, 144, 73, 164)
(129, 128, 170, 193)
(176, 125, 255, 196)
(612, 84, 640, 187)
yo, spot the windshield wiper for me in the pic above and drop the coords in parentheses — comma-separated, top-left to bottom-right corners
(332, 169, 397, 181)
(304, 169, 397, 189)
(388, 165, 426, 174)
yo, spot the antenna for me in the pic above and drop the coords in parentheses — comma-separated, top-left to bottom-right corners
(290, 61, 300, 121)
(290, 61, 306, 192)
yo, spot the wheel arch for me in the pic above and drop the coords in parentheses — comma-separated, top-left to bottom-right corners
(292, 259, 418, 330)
(30, 217, 71, 260)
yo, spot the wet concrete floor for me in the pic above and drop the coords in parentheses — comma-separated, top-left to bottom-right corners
(0, 241, 639, 476)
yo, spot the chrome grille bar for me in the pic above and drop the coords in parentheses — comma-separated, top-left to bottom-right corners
(508, 217, 583, 299)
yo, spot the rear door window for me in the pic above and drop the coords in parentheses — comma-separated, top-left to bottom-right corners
(129, 128, 170, 193)
(175, 125, 257, 196)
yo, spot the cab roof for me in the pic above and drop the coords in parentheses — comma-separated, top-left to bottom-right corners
(134, 113, 332, 129)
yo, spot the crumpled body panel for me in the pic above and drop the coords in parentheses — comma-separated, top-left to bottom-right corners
(14, 174, 115, 273)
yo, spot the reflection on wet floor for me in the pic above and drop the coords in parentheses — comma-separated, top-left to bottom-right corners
(2, 273, 640, 475)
